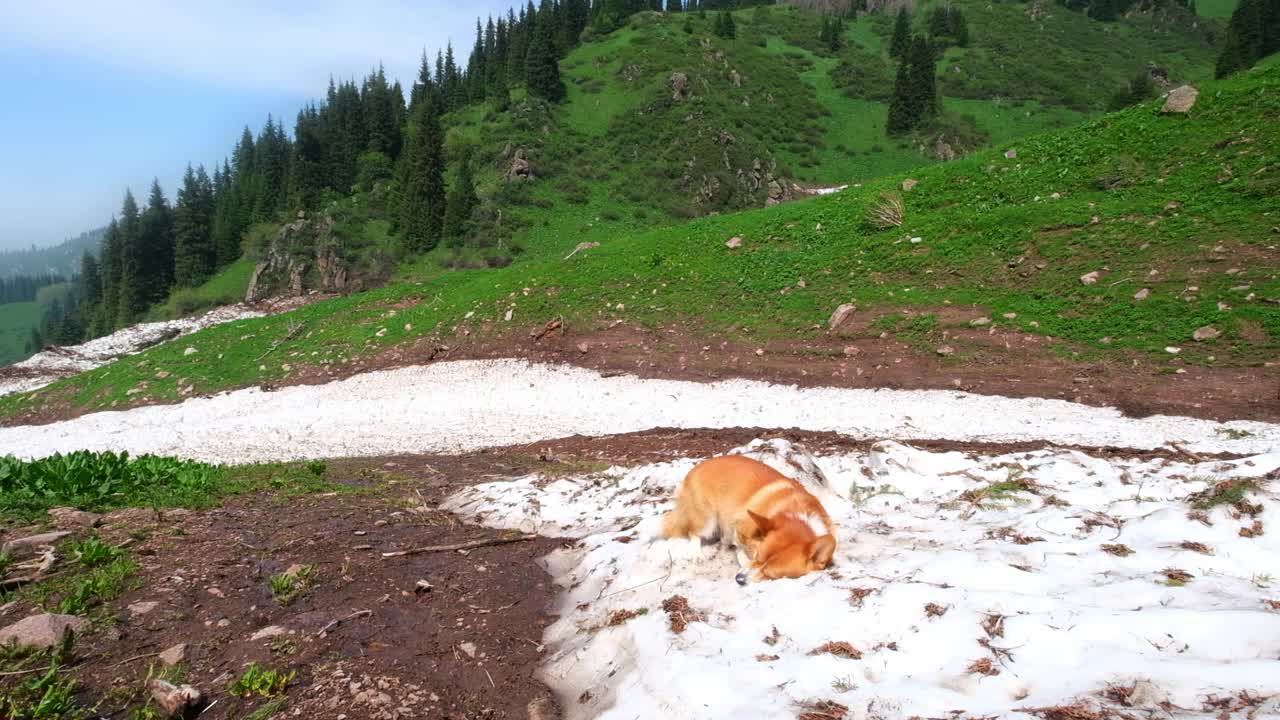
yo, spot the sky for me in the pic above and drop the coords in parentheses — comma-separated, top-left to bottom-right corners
(0, 0, 516, 252)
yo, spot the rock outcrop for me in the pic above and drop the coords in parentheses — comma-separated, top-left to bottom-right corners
(505, 148, 534, 182)
(245, 214, 349, 303)
(669, 72, 690, 100)
(1161, 85, 1198, 114)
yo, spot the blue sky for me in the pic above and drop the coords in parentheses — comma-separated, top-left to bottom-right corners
(0, 1, 515, 251)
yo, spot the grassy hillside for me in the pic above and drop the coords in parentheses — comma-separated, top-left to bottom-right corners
(0, 302, 41, 366)
(5, 60, 1275, 419)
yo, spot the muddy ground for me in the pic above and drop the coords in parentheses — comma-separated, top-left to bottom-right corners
(0, 454, 569, 720)
(7, 317, 1279, 428)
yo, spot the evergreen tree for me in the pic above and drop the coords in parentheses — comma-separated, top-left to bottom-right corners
(886, 54, 916, 135)
(1215, 0, 1280, 78)
(399, 98, 447, 253)
(175, 165, 218, 286)
(526, 1, 566, 101)
(116, 190, 146, 325)
(138, 179, 176, 305)
(668, 0, 683, 11)
(98, 218, 122, 333)
(76, 251, 100, 335)
(907, 35, 938, 122)
(291, 105, 329, 209)
(889, 7, 911, 59)
(442, 151, 479, 245)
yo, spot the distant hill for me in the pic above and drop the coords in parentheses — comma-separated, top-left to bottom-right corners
(0, 227, 104, 277)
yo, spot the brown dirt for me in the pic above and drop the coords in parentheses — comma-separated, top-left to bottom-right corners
(6, 315, 1279, 428)
(0, 456, 565, 720)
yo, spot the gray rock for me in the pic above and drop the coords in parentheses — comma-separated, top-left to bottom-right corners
(48, 508, 102, 529)
(1080, 271, 1102, 285)
(1134, 288, 1151, 301)
(669, 72, 690, 100)
(1192, 325, 1221, 341)
(1161, 85, 1198, 114)
(128, 601, 160, 618)
(158, 643, 188, 667)
(0, 613, 90, 650)
(936, 345, 956, 356)
(969, 317, 991, 327)
(725, 236, 743, 249)
(250, 625, 288, 641)
(1, 531, 71, 559)
(828, 303, 857, 330)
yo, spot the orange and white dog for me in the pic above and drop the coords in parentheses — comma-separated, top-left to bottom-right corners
(657, 454, 837, 584)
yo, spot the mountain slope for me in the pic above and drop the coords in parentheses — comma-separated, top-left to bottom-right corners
(4, 59, 1275, 423)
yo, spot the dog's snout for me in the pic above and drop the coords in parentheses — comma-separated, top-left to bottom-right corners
(735, 572, 748, 586)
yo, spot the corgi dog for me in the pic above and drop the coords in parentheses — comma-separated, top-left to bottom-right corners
(658, 454, 836, 584)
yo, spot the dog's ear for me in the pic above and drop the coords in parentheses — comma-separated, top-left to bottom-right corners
(746, 510, 773, 534)
(809, 535, 835, 568)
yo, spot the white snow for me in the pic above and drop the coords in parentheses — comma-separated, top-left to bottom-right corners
(444, 439, 1280, 720)
(0, 304, 267, 398)
(2, 359, 1277, 463)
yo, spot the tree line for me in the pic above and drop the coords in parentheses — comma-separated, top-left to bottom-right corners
(67, 0, 696, 348)
(0, 274, 66, 305)
(1216, 0, 1279, 77)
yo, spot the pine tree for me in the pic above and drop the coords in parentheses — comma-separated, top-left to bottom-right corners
(526, 1, 566, 101)
(442, 151, 479, 245)
(886, 54, 915, 135)
(98, 218, 122, 333)
(889, 7, 911, 59)
(138, 179, 176, 305)
(399, 98, 447, 253)
(78, 251, 102, 337)
(175, 165, 217, 286)
(907, 35, 938, 123)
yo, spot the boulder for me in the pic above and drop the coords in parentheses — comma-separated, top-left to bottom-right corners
(48, 507, 101, 529)
(245, 214, 348, 303)
(505, 148, 534, 182)
(969, 317, 991, 327)
(1004, 149, 1017, 159)
(669, 72, 690, 100)
(1161, 85, 1198, 114)
(0, 613, 90, 650)
(828, 303, 857, 330)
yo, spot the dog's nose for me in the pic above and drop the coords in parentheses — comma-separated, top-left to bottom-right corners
(735, 572, 748, 586)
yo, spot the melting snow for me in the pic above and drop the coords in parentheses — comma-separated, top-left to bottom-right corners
(445, 439, 1280, 720)
(0, 304, 267, 398)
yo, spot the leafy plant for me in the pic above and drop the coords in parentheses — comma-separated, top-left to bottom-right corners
(269, 565, 316, 606)
(70, 537, 121, 568)
(229, 664, 296, 698)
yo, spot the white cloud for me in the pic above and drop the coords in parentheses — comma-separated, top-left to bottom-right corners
(0, 0, 517, 96)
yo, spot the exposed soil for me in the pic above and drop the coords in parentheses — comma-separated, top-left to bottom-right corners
(0, 456, 565, 720)
(6, 312, 1279, 431)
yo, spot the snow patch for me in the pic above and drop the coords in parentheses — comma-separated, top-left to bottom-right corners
(446, 439, 1280, 720)
(2, 360, 1277, 463)
(0, 304, 267, 398)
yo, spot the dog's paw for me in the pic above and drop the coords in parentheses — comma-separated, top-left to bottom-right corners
(663, 537, 708, 562)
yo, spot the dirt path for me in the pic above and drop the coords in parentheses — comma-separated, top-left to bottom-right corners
(6, 319, 1278, 429)
(0, 456, 564, 720)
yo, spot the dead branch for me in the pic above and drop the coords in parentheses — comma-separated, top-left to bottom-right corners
(380, 534, 537, 559)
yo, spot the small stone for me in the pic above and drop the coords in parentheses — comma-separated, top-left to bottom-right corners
(828, 303, 857, 330)
(128, 601, 160, 618)
(48, 507, 101, 529)
(909, 236, 923, 244)
(415, 580, 434, 595)
(250, 625, 287, 641)
(936, 345, 956, 356)
(459, 641, 478, 658)
(1002, 313, 1017, 320)
(1165, 346, 1182, 354)
(901, 178, 918, 192)
(1050, 192, 1061, 200)
(504, 308, 514, 322)
(183, 347, 198, 356)
(216, 619, 231, 628)
(155, 371, 171, 379)
(375, 328, 388, 337)
(725, 236, 743, 249)
(1218, 302, 1231, 311)
(1080, 271, 1102, 285)
(206, 587, 225, 598)
(969, 317, 991, 327)
(576, 342, 590, 354)
(1004, 149, 1017, 159)
(1134, 288, 1151, 301)
(1192, 326, 1221, 342)
(158, 643, 188, 667)
(0, 614, 90, 650)
(842, 346, 860, 357)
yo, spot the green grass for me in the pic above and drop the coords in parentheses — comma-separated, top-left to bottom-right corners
(0, 451, 360, 521)
(4, 63, 1276, 421)
(1194, 0, 1238, 17)
(153, 258, 255, 320)
(0, 301, 42, 366)
(269, 565, 316, 607)
(229, 664, 295, 699)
